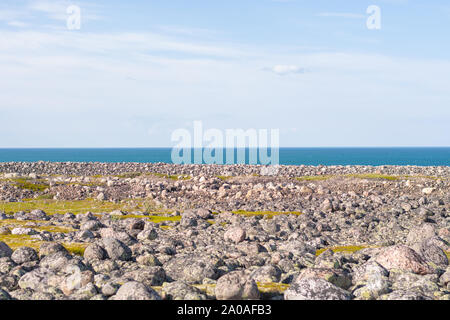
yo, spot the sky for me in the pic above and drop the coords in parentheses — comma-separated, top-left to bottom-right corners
(0, 0, 449, 147)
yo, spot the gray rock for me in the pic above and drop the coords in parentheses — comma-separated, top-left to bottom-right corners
(112, 281, 161, 300)
(374, 245, 434, 275)
(38, 243, 69, 258)
(18, 268, 52, 291)
(353, 261, 389, 284)
(0, 273, 18, 291)
(0, 288, 12, 300)
(224, 227, 246, 244)
(406, 223, 436, 246)
(40, 252, 72, 272)
(161, 281, 207, 300)
(136, 253, 162, 266)
(84, 244, 107, 262)
(415, 237, 448, 268)
(81, 220, 103, 232)
(380, 290, 431, 300)
(164, 256, 219, 284)
(123, 266, 166, 286)
(0, 227, 11, 235)
(137, 229, 158, 241)
(295, 268, 352, 290)
(215, 271, 260, 300)
(0, 242, 13, 258)
(29, 209, 48, 220)
(249, 265, 282, 283)
(102, 238, 132, 261)
(284, 278, 352, 300)
(11, 247, 39, 264)
(11, 228, 37, 236)
(440, 267, 450, 285)
(102, 282, 120, 296)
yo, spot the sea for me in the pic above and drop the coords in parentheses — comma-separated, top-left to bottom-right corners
(0, 148, 448, 166)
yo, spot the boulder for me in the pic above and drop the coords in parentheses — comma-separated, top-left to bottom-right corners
(284, 278, 352, 300)
(102, 238, 132, 261)
(11, 247, 39, 264)
(0, 242, 12, 258)
(215, 271, 260, 300)
(112, 281, 161, 300)
(374, 245, 434, 275)
(224, 227, 246, 244)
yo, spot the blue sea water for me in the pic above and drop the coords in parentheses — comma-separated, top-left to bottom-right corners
(0, 148, 448, 166)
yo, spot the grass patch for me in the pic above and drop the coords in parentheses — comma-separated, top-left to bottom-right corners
(345, 174, 400, 181)
(216, 176, 233, 181)
(35, 225, 75, 233)
(9, 178, 49, 192)
(115, 172, 143, 179)
(35, 194, 55, 200)
(0, 220, 75, 233)
(63, 243, 88, 256)
(296, 175, 334, 181)
(232, 210, 303, 218)
(151, 173, 191, 181)
(257, 282, 290, 294)
(0, 199, 167, 215)
(111, 214, 181, 224)
(0, 199, 164, 216)
(315, 245, 376, 256)
(192, 282, 290, 296)
(0, 234, 86, 255)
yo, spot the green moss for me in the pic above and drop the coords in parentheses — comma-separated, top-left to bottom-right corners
(192, 283, 216, 296)
(35, 225, 75, 233)
(232, 210, 303, 218)
(63, 243, 88, 256)
(216, 176, 233, 181)
(0, 220, 74, 233)
(148, 215, 181, 223)
(111, 214, 181, 224)
(115, 172, 143, 179)
(315, 245, 376, 256)
(296, 175, 334, 181)
(150, 173, 191, 181)
(193, 282, 290, 296)
(10, 178, 49, 192)
(257, 282, 290, 294)
(345, 174, 400, 181)
(0, 199, 165, 216)
(35, 194, 55, 200)
(0, 234, 41, 250)
(0, 234, 85, 255)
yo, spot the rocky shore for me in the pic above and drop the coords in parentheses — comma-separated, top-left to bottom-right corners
(0, 162, 449, 300)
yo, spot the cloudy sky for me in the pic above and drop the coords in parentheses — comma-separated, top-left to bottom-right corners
(1, 0, 449, 147)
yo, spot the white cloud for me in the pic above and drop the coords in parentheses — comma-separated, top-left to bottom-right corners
(0, 30, 251, 60)
(0, 9, 31, 21)
(7, 20, 28, 28)
(157, 25, 217, 38)
(267, 65, 306, 75)
(0, 28, 449, 147)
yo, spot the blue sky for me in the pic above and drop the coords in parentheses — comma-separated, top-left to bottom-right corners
(0, 0, 449, 147)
